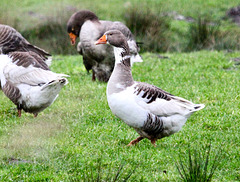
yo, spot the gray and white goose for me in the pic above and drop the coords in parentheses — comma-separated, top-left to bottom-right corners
(95, 30, 205, 146)
(0, 24, 51, 63)
(67, 10, 142, 82)
(0, 51, 68, 117)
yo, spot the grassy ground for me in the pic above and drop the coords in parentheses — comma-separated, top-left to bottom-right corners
(0, 51, 239, 181)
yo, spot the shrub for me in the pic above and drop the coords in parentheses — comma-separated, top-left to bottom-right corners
(21, 20, 76, 55)
(186, 17, 240, 51)
(214, 28, 240, 51)
(124, 6, 171, 53)
(186, 17, 221, 51)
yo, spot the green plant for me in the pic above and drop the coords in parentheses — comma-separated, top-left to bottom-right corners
(214, 29, 240, 51)
(186, 17, 221, 51)
(81, 159, 137, 182)
(124, 6, 171, 52)
(175, 143, 223, 182)
(21, 20, 76, 55)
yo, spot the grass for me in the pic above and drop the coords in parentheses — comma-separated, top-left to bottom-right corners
(175, 143, 223, 181)
(186, 17, 221, 51)
(0, 51, 240, 181)
(124, 6, 171, 52)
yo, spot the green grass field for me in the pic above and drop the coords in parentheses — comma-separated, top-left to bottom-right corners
(0, 51, 239, 181)
(0, 0, 240, 181)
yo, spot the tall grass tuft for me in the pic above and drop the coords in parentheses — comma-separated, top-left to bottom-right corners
(214, 29, 240, 51)
(186, 17, 221, 51)
(76, 159, 137, 181)
(175, 143, 223, 182)
(124, 6, 171, 53)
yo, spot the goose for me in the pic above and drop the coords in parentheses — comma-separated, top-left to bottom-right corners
(67, 10, 142, 82)
(95, 30, 205, 146)
(0, 24, 52, 89)
(0, 24, 51, 64)
(0, 51, 68, 117)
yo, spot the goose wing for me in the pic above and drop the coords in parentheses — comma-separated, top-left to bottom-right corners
(4, 52, 66, 86)
(0, 24, 51, 60)
(4, 63, 60, 86)
(9, 51, 50, 70)
(133, 82, 201, 116)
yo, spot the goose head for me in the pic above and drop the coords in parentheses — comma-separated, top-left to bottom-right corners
(95, 30, 131, 66)
(67, 10, 99, 45)
(95, 30, 129, 49)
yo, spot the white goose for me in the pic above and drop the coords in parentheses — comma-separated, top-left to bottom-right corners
(0, 51, 68, 117)
(95, 30, 205, 146)
(67, 10, 142, 82)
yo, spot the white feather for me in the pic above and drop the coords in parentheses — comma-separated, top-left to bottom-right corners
(0, 54, 11, 87)
(107, 85, 147, 128)
(3, 61, 68, 86)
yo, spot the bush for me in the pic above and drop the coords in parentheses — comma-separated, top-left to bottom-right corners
(21, 20, 76, 55)
(186, 17, 240, 51)
(124, 6, 171, 53)
(186, 18, 221, 51)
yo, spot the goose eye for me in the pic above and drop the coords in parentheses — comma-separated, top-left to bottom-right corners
(109, 33, 113, 36)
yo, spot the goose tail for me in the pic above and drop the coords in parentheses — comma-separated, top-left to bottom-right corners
(193, 104, 205, 111)
(41, 77, 68, 91)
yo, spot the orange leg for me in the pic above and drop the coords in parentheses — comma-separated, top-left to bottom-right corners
(150, 138, 157, 147)
(18, 109, 21, 117)
(92, 70, 96, 81)
(127, 136, 144, 146)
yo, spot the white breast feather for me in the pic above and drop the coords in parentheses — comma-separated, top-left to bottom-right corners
(107, 85, 147, 128)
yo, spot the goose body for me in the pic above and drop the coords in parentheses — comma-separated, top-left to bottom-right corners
(67, 10, 142, 82)
(95, 30, 205, 146)
(0, 52, 68, 117)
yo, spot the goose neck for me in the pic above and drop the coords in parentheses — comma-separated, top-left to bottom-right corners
(113, 46, 131, 67)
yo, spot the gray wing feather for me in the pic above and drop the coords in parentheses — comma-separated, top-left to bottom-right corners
(8, 51, 50, 70)
(0, 24, 51, 60)
(134, 82, 173, 104)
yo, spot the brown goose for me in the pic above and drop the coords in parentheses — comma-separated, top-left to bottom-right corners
(0, 24, 51, 63)
(67, 10, 142, 82)
(0, 52, 68, 117)
(95, 30, 205, 146)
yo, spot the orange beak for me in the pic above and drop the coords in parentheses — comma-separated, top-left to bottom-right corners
(69, 32, 77, 45)
(95, 35, 107, 45)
